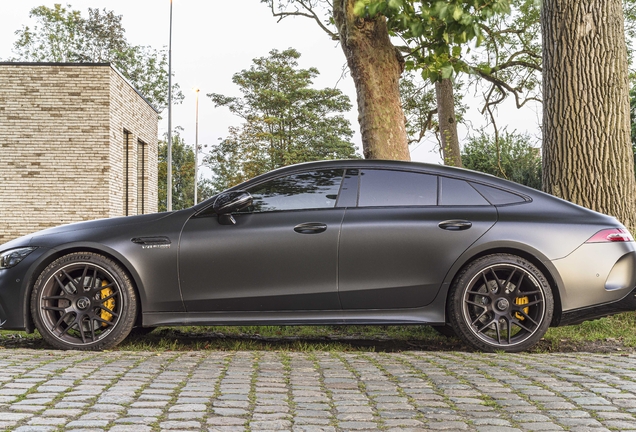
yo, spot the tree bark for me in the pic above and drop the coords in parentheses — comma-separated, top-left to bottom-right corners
(435, 78, 462, 167)
(542, 0, 636, 232)
(333, 0, 410, 160)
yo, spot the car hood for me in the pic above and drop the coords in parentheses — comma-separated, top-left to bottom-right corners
(1, 212, 178, 250)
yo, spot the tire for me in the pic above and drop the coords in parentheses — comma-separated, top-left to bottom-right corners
(448, 254, 553, 353)
(31, 252, 137, 351)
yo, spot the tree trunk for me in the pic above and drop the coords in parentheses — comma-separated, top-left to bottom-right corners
(542, 0, 636, 232)
(333, 0, 410, 160)
(435, 78, 462, 167)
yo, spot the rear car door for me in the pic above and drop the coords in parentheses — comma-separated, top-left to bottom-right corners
(338, 169, 498, 309)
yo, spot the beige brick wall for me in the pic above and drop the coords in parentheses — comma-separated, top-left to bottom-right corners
(0, 64, 158, 243)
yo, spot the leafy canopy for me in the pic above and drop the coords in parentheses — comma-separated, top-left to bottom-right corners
(10, 3, 182, 109)
(356, 0, 511, 81)
(206, 48, 358, 192)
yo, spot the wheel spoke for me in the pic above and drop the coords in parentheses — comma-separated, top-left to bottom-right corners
(99, 291, 119, 303)
(494, 320, 502, 344)
(54, 275, 67, 292)
(489, 268, 504, 292)
(471, 309, 490, 326)
(41, 306, 66, 312)
(59, 316, 78, 337)
(61, 270, 78, 291)
(98, 304, 118, 317)
(92, 281, 115, 293)
(42, 295, 67, 301)
(503, 269, 517, 292)
(93, 316, 115, 327)
(78, 316, 87, 344)
(516, 272, 526, 290)
(512, 318, 534, 333)
(524, 299, 543, 308)
(516, 310, 539, 326)
(465, 299, 487, 308)
(476, 317, 496, 333)
(51, 312, 71, 332)
(80, 265, 89, 290)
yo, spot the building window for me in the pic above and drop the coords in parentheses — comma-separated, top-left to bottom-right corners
(137, 139, 147, 215)
(123, 130, 132, 216)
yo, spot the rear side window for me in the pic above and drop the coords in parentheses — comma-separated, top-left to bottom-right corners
(440, 177, 490, 206)
(358, 169, 437, 207)
(470, 182, 527, 205)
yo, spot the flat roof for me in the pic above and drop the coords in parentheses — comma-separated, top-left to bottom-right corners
(0, 62, 160, 113)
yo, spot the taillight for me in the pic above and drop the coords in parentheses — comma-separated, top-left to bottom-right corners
(586, 228, 634, 243)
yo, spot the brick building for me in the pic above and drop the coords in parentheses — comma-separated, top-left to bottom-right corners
(0, 63, 159, 243)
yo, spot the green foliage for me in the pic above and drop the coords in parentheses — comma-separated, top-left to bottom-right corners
(357, 0, 511, 81)
(10, 3, 182, 109)
(461, 131, 541, 189)
(206, 48, 358, 192)
(158, 130, 213, 212)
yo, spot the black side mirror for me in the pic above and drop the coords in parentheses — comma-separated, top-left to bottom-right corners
(213, 191, 253, 225)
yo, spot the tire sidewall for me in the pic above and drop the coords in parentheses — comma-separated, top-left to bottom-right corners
(31, 252, 137, 351)
(449, 254, 554, 353)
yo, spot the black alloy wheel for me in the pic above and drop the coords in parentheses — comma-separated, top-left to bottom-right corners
(31, 252, 137, 350)
(449, 254, 554, 352)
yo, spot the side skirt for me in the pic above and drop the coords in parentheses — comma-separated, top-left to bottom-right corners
(142, 306, 446, 328)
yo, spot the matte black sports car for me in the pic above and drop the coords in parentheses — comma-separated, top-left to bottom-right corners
(1, 160, 635, 352)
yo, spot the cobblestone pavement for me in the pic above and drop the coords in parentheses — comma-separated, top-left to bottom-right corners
(0, 350, 636, 431)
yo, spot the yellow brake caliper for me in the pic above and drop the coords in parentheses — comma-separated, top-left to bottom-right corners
(100, 280, 115, 326)
(515, 296, 529, 320)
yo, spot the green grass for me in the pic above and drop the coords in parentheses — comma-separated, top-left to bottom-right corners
(1, 313, 635, 352)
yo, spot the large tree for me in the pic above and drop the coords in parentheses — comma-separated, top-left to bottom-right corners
(10, 3, 182, 109)
(206, 48, 358, 191)
(263, 0, 410, 160)
(542, 0, 636, 231)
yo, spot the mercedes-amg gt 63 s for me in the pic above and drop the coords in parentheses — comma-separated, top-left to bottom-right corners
(1, 160, 635, 352)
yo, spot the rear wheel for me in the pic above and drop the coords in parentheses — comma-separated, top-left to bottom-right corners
(448, 254, 553, 352)
(31, 252, 137, 350)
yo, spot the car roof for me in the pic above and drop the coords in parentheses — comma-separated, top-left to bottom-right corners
(234, 159, 535, 196)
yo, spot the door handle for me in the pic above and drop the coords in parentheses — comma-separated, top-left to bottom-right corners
(438, 220, 472, 231)
(294, 222, 327, 234)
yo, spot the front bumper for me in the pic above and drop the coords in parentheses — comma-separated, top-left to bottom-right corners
(0, 247, 49, 331)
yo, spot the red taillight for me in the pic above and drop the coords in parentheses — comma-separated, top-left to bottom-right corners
(586, 228, 634, 243)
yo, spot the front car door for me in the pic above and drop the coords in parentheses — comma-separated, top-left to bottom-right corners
(338, 169, 498, 309)
(179, 169, 346, 312)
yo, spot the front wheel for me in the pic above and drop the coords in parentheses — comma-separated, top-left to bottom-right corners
(448, 254, 554, 353)
(31, 252, 137, 350)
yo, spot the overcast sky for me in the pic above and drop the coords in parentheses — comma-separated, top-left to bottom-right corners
(0, 0, 541, 171)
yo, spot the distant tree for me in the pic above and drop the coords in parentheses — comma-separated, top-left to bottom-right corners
(10, 3, 182, 109)
(206, 48, 358, 192)
(158, 130, 213, 212)
(462, 131, 541, 189)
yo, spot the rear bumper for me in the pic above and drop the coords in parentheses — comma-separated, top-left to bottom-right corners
(551, 243, 636, 311)
(559, 287, 636, 326)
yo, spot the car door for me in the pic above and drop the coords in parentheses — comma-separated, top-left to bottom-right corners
(179, 169, 346, 312)
(338, 169, 498, 310)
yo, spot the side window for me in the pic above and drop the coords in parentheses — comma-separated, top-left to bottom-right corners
(440, 177, 490, 206)
(247, 170, 344, 212)
(470, 182, 527, 205)
(358, 169, 437, 207)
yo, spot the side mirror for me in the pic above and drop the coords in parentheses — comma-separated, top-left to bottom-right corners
(213, 191, 253, 225)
